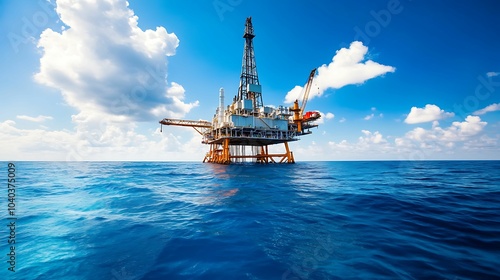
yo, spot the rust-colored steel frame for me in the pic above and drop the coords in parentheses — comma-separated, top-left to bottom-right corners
(203, 140, 294, 164)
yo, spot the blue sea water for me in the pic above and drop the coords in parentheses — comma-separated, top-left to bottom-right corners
(1, 161, 500, 279)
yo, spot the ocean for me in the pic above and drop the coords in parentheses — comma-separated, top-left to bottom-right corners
(2, 161, 500, 279)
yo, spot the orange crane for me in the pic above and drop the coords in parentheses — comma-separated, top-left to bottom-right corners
(290, 68, 321, 133)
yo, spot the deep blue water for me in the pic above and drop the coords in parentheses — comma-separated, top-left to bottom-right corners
(1, 161, 500, 279)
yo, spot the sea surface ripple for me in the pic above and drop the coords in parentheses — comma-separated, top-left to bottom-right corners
(2, 161, 500, 279)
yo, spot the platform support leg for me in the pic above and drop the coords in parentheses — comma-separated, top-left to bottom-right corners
(284, 142, 295, 164)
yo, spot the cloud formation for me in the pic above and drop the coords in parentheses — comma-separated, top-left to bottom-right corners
(397, 115, 487, 148)
(313, 116, 492, 160)
(325, 112, 335, 119)
(20, 0, 203, 161)
(285, 41, 395, 103)
(404, 104, 454, 124)
(364, 114, 374, 120)
(0, 119, 205, 161)
(17, 115, 53, 122)
(473, 103, 500, 115)
(35, 0, 197, 122)
(360, 130, 386, 144)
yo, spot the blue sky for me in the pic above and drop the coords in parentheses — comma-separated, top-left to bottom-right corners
(1, 0, 499, 161)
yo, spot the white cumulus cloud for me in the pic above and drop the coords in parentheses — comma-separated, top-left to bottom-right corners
(16, 115, 53, 122)
(396, 115, 487, 148)
(359, 130, 386, 144)
(364, 114, 374, 120)
(325, 112, 335, 119)
(313, 111, 334, 124)
(0, 118, 206, 161)
(284, 41, 395, 103)
(404, 104, 454, 124)
(448, 116, 487, 138)
(486, 72, 499, 77)
(473, 103, 500, 115)
(34, 0, 197, 122)
(12, 0, 203, 161)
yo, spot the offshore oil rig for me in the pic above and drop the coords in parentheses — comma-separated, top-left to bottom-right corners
(160, 17, 320, 164)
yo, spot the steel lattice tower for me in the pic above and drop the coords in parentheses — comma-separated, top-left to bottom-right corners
(237, 17, 263, 110)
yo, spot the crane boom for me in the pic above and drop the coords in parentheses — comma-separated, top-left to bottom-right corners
(300, 68, 317, 115)
(159, 118, 212, 135)
(159, 118, 212, 128)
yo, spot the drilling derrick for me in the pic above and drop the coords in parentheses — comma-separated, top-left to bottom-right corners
(159, 17, 321, 164)
(237, 17, 263, 110)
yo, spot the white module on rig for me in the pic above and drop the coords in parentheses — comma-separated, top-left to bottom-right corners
(160, 17, 320, 164)
(211, 87, 294, 136)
